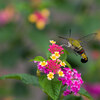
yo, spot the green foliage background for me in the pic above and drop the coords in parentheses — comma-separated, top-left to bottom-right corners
(0, 0, 100, 100)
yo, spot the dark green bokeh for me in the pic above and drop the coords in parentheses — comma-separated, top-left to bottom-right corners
(0, 0, 100, 100)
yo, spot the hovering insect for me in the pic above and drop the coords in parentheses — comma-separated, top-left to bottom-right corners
(59, 30, 97, 63)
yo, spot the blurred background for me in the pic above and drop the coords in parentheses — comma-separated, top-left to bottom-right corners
(0, 0, 100, 100)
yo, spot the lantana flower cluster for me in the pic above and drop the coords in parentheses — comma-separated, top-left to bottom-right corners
(0, 6, 15, 26)
(58, 68, 83, 96)
(28, 9, 50, 30)
(36, 40, 65, 80)
(34, 40, 83, 96)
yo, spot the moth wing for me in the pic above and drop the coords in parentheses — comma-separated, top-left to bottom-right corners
(78, 33, 97, 47)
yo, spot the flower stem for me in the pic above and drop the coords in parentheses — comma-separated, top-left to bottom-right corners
(48, 95, 51, 100)
(36, 69, 41, 77)
(60, 94, 64, 100)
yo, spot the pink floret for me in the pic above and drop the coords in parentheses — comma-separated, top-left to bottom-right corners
(58, 68, 83, 96)
(34, 11, 47, 22)
(63, 90, 71, 96)
(45, 60, 61, 74)
(48, 44, 64, 54)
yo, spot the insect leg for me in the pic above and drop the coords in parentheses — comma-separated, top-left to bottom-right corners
(60, 43, 71, 47)
(60, 44, 68, 47)
(73, 51, 78, 56)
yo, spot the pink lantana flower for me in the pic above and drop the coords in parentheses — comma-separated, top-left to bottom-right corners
(63, 90, 71, 96)
(0, 6, 15, 26)
(48, 44, 64, 54)
(58, 68, 83, 96)
(45, 60, 61, 74)
(28, 9, 50, 30)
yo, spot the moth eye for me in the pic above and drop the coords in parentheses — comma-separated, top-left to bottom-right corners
(75, 47, 79, 51)
(75, 47, 78, 49)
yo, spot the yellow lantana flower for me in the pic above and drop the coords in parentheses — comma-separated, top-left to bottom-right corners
(49, 40, 56, 44)
(60, 61, 66, 67)
(54, 52, 60, 58)
(41, 9, 50, 18)
(47, 72, 54, 80)
(50, 54, 57, 60)
(40, 61, 47, 66)
(58, 70, 64, 77)
(28, 14, 37, 23)
(36, 20, 45, 30)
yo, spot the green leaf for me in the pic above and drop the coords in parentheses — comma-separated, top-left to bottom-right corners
(29, 59, 34, 62)
(79, 88, 93, 100)
(59, 49, 67, 60)
(63, 60, 72, 69)
(46, 51, 52, 59)
(64, 94, 83, 100)
(39, 75, 62, 100)
(0, 74, 39, 86)
(64, 49, 70, 55)
(34, 56, 46, 62)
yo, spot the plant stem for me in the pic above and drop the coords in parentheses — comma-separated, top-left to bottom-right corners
(36, 69, 41, 77)
(48, 95, 51, 100)
(60, 94, 64, 100)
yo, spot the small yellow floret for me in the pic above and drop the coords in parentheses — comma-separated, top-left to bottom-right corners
(28, 14, 37, 23)
(40, 61, 47, 66)
(36, 20, 45, 30)
(49, 40, 56, 44)
(41, 9, 50, 18)
(47, 72, 54, 80)
(50, 54, 57, 60)
(58, 70, 64, 77)
(60, 61, 66, 67)
(95, 31, 100, 40)
(54, 52, 60, 58)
